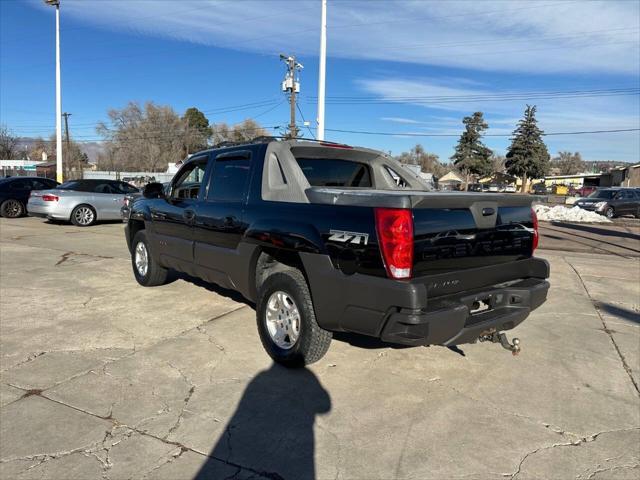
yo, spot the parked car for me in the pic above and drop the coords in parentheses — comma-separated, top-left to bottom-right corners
(574, 188, 640, 218)
(124, 138, 549, 367)
(468, 183, 483, 192)
(0, 176, 59, 218)
(487, 183, 500, 192)
(531, 183, 549, 195)
(504, 184, 517, 193)
(28, 179, 139, 226)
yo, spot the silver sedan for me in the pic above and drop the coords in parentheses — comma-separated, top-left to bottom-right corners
(28, 179, 139, 226)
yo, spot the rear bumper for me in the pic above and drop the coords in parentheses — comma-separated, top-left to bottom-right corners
(301, 253, 550, 346)
(27, 202, 72, 220)
(380, 278, 549, 346)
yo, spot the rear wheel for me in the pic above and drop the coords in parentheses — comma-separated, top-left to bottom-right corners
(0, 199, 24, 218)
(605, 206, 615, 219)
(131, 230, 168, 286)
(70, 204, 96, 226)
(256, 268, 332, 367)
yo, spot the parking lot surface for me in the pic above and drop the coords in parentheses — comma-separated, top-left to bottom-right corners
(1, 217, 639, 479)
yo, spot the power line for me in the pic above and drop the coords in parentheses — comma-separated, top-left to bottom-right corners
(324, 127, 640, 138)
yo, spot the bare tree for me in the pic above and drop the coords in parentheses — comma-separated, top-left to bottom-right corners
(491, 154, 506, 173)
(96, 102, 186, 172)
(0, 125, 19, 159)
(211, 119, 269, 144)
(553, 151, 585, 175)
(395, 144, 446, 177)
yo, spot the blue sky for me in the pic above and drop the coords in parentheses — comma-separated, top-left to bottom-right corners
(1, 0, 639, 162)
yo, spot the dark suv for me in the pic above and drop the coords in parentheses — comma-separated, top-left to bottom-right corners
(575, 188, 640, 218)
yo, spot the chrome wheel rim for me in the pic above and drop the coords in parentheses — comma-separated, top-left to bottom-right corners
(4, 200, 22, 217)
(265, 291, 301, 349)
(606, 208, 614, 218)
(74, 206, 94, 225)
(134, 242, 148, 277)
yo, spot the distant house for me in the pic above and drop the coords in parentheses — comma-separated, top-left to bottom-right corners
(0, 159, 44, 178)
(438, 171, 464, 190)
(621, 164, 640, 187)
(543, 171, 628, 189)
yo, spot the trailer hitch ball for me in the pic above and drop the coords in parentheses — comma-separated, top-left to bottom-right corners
(479, 331, 521, 355)
(498, 333, 521, 356)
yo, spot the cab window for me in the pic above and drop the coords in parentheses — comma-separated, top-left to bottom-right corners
(172, 157, 208, 199)
(207, 151, 251, 202)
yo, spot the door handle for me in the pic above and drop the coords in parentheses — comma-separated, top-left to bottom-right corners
(151, 211, 167, 220)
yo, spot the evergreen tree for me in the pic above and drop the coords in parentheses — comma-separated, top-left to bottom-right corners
(505, 105, 550, 192)
(182, 107, 212, 154)
(450, 112, 493, 189)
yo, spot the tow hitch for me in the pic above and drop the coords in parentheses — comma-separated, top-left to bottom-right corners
(479, 330, 521, 355)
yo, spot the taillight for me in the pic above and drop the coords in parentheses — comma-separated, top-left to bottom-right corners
(42, 194, 59, 202)
(531, 207, 539, 253)
(374, 208, 414, 279)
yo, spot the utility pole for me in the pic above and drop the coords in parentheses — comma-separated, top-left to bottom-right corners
(44, 0, 63, 183)
(280, 54, 303, 139)
(317, 0, 327, 140)
(62, 112, 72, 178)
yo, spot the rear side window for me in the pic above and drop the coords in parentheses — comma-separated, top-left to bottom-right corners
(9, 179, 28, 190)
(295, 158, 371, 187)
(207, 153, 251, 202)
(93, 182, 119, 194)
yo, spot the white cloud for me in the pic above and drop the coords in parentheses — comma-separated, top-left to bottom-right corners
(52, 0, 640, 74)
(381, 117, 423, 124)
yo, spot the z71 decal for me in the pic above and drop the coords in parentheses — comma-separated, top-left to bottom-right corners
(328, 230, 369, 245)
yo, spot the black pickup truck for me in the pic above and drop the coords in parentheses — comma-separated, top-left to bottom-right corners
(124, 139, 549, 367)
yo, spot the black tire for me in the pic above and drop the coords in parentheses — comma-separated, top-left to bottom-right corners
(131, 230, 168, 287)
(605, 206, 615, 219)
(70, 204, 97, 227)
(0, 199, 25, 218)
(256, 268, 332, 368)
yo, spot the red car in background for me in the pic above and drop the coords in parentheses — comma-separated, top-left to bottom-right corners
(569, 185, 597, 197)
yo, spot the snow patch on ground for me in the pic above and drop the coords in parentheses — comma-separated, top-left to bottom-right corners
(534, 204, 612, 223)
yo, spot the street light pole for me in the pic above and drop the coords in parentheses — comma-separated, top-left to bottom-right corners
(45, 0, 63, 183)
(317, 0, 327, 140)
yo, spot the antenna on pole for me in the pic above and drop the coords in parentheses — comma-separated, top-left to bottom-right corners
(317, 0, 327, 140)
(280, 54, 303, 139)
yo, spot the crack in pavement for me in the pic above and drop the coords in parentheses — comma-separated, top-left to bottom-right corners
(164, 362, 196, 440)
(0, 305, 248, 409)
(0, 387, 280, 480)
(55, 251, 115, 266)
(509, 427, 640, 479)
(566, 258, 640, 395)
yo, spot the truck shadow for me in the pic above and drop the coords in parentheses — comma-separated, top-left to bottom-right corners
(194, 363, 331, 480)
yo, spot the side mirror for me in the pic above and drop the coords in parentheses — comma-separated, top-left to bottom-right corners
(142, 182, 166, 199)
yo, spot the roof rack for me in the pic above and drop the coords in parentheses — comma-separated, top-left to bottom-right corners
(210, 136, 352, 150)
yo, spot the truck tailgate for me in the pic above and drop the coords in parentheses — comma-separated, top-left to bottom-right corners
(306, 188, 536, 277)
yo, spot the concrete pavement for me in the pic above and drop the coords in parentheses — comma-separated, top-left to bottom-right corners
(0, 217, 638, 479)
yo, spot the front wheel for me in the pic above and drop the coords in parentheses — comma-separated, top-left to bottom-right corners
(131, 230, 168, 286)
(0, 199, 25, 218)
(256, 268, 332, 367)
(605, 207, 615, 219)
